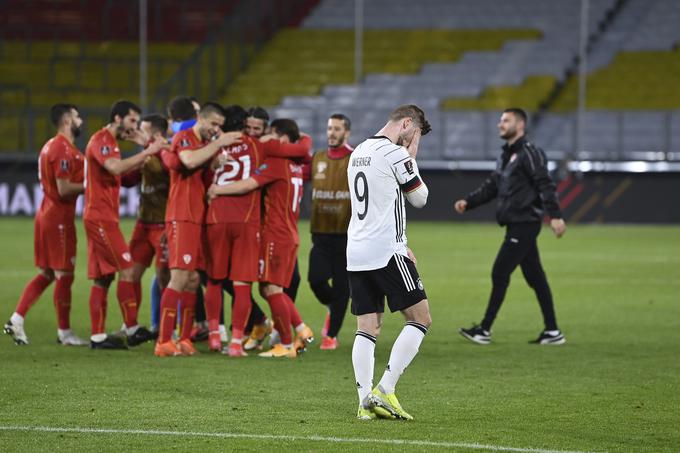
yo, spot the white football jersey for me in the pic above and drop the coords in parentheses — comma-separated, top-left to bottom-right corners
(346, 136, 424, 271)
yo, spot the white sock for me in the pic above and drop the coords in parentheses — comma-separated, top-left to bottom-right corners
(295, 323, 307, 334)
(126, 325, 140, 336)
(219, 324, 229, 342)
(90, 333, 106, 342)
(10, 312, 24, 326)
(545, 329, 560, 335)
(57, 329, 71, 339)
(378, 322, 428, 394)
(352, 331, 377, 406)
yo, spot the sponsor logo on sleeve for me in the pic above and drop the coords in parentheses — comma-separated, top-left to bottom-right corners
(183, 254, 192, 264)
(60, 159, 69, 171)
(404, 160, 414, 175)
(181, 139, 190, 148)
(101, 146, 110, 156)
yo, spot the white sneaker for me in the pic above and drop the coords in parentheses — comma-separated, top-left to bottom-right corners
(4, 319, 29, 345)
(57, 330, 89, 346)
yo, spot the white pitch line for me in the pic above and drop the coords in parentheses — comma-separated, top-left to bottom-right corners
(0, 425, 602, 453)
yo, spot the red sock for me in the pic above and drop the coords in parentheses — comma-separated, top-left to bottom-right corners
(265, 293, 292, 345)
(89, 285, 108, 335)
(53, 275, 74, 330)
(205, 281, 222, 333)
(231, 285, 252, 341)
(159, 288, 180, 343)
(179, 291, 197, 341)
(16, 273, 52, 317)
(285, 293, 303, 328)
(133, 281, 142, 311)
(117, 280, 138, 328)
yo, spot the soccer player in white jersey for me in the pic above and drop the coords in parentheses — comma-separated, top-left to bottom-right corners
(347, 105, 432, 420)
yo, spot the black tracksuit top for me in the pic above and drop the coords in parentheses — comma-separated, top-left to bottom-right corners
(464, 136, 563, 226)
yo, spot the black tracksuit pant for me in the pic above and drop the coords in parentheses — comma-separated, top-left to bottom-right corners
(481, 222, 559, 332)
(308, 233, 350, 338)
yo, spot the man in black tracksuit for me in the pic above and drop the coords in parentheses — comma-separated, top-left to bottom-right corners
(455, 108, 567, 345)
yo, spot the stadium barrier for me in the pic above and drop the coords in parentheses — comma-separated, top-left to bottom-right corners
(1, 159, 678, 223)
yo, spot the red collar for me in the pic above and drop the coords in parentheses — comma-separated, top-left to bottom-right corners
(327, 144, 353, 159)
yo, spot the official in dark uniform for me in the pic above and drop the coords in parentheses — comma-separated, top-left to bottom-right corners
(455, 108, 567, 345)
(309, 113, 353, 350)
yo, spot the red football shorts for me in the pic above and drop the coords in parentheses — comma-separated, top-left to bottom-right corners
(204, 222, 259, 282)
(84, 219, 134, 279)
(34, 215, 77, 272)
(166, 220, 203, 271)
(129, 220, 167, 268)
(260, 237, 298, 288)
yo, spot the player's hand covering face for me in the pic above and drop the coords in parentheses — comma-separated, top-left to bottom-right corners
(398, 118, 419, 147)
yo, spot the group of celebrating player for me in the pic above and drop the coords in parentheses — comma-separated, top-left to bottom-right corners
(4, 96, 335, 359)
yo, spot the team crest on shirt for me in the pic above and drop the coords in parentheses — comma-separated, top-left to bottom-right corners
(101, 146, 110, 156)
(181, 139, 190, 147)
(314, 161, 327, 179)
(183, 254, 192, 264)
(60, 159, 69, 171)
(404, 160, 415, 175)
(510, 153, 517, 163)
(416, 278, 424, 291)
(122, 252, 132, 262)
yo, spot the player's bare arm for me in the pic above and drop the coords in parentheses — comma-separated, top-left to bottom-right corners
(207, 178, 259, 199)
(179, 132, 242, 170)
(102, 140, 164, 176)
(210, 150, 235, 170)
(55, 178, 84, 198)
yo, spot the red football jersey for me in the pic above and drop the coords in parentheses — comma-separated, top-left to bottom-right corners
(165, 128, 210, 224)
(252, 157, 304, 244)
(37, 133, 84, 223)
(206, 135, 266, 225)
(83, 128, 121, 222)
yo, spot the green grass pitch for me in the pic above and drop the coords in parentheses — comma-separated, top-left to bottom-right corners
(0, 218, 678, 452)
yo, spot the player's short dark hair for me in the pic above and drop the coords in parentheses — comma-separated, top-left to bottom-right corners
(199, 102, 226, 121)
(168, 96, 197, 122)
(389, 104, 431, 135)
(141, 114, 168, 137)
(50, 103, 78, 127)
(110, 100, 141, 123)
(222, 105, 248, 132)
(503, 107, 528, 125)
(329, 113, 351, 131)
(270, 118, 300, 143)
(247, 106, 269, 125)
